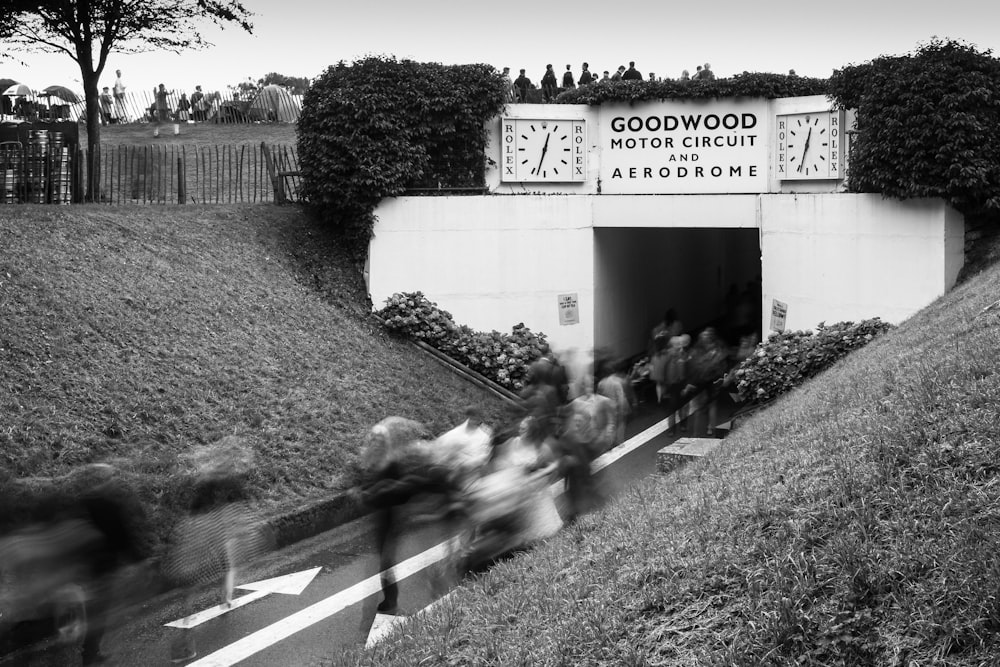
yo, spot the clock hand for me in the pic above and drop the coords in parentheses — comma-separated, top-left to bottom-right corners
(536, 132, 551, 173)
(797, 126, 813, 172)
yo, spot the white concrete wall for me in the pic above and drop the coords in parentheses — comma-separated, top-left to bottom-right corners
(759, 194, 962, 332)
(371, 193, 960, 356)
(369, 195, 596, 353)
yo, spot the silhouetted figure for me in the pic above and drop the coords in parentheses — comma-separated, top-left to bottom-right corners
(562, 65, 575, 89)
(541, 64, 558, 102)
(513, 69, 532, 103)
(622, 61, 643, 80)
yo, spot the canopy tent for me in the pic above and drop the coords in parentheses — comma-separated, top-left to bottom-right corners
(247, 85, 300, 123)
(2, 83, 34, 97)
(40, 85, 81, 104)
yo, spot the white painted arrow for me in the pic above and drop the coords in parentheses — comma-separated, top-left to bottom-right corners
(236, 566, 322, 596)
(165, 567, 322, 629)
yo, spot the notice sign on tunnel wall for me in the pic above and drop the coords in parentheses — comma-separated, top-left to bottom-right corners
(770, 299, 788, 333)
(558, 293, 579, 325)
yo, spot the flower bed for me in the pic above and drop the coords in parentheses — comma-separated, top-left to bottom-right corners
(376, 292, 549, 391)
(734, 318, 894, 404)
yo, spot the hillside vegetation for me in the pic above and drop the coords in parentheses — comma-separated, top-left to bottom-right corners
(0, 205, 511, 547)
(339, 241, 1000, 665)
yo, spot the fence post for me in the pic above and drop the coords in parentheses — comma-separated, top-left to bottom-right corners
(177, 152, 185, 204)
(261, 142, 285, 204)
(74, 146, 85, 203)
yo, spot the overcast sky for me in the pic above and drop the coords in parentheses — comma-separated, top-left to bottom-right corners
(4, 0, 1000, 95)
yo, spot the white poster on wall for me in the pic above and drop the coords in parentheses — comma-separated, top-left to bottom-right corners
(599, 99, 768, 194)
(770, 299, 788, 333)
(558, 293, 579, 325)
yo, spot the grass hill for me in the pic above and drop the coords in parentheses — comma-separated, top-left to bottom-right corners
(0, 204, 511, 548)
(4, 201, 999, 665)
(337, 234, 1000, 666)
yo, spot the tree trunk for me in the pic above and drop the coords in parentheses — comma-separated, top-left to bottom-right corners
(80, 69, 102, 202)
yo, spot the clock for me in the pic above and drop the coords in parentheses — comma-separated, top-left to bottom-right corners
(500, 118, 587, 182)
(776, 110, 844, 180)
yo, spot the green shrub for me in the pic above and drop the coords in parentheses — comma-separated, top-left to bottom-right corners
(297, 57, 509, 259)
(735, 318, 894, 404)
(828, 38, 1000, 216)
(376, 292, 549, 391)
(556, 71, 828, 105)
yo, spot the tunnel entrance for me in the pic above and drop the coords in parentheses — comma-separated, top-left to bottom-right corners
(593, 226, 762, 361)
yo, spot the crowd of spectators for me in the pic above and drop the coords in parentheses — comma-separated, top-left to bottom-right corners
(502, 60, 718, 102)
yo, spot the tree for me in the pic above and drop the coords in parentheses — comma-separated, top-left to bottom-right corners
(259, 73, 310, 95)
(828, 38, 1000, 216)
(2, 0, 253, 201)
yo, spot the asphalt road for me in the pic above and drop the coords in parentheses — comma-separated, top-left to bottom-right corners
(3, 394, 730, 666)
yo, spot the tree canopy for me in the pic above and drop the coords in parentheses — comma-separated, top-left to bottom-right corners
(828, 38, 1000, 215)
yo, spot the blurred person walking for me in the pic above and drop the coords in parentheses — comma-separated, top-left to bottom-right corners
(596, 355, 631, 447)
(0, 464, 149, 665)
(356, 417, 459, 614)
(162, 437, 271, 662)
(685, 328, 729, 435)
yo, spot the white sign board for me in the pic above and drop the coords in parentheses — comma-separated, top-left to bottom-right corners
(558, 293, 579, 325)
(599, 99, 768, 194)
(770, 299, 788, 333)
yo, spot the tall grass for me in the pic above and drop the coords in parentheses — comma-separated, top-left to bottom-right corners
(0, 205, 512, 550)
(333, 240, 1000, 665)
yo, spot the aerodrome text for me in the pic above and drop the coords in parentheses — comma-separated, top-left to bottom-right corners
(613, 165, 758, 179)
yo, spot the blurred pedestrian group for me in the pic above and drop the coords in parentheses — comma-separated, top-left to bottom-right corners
(632, 289, 760, 436)
(0, 435, 272, 664)
(355, 347, 635, 612)
(505, 60, 718, 101)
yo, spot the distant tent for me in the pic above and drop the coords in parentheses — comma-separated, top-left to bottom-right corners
(247, 85, 300, 123)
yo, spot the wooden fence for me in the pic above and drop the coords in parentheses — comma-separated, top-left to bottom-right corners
(2, 89, 303, 125)
(1, 142, 301, 205)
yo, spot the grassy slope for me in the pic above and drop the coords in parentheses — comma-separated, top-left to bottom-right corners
(0, 205, 511, 545)
(339, 239, 1000, 666)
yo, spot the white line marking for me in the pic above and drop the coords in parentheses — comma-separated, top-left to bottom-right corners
(188, 537, 461, 666)
(165, 591, 270, 629)
(186, 404, 696, 663)
(365, 592, 453, 648)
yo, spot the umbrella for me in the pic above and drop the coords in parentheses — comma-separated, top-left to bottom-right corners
(2, 83, 33, 97)
(0, 78, 21, 92)
(40, 85, 80, 104)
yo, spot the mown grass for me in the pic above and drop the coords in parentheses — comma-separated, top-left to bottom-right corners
(327, 236, 1000, 665)
(83, 122, 297, 148)
(0, 204, 511, 551)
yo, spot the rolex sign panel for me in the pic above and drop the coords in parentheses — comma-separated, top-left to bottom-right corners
(500, 118, 587, 183)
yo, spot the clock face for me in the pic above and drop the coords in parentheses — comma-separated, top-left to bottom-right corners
(776, 111, 843, 180)
(500, 118, 587, 182)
